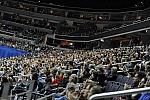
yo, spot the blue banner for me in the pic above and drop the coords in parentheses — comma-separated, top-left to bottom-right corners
(0, 45, 28, 58)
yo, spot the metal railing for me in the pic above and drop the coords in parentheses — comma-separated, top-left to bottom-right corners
(89, 87, 150, 100)
(0, 81, 35, 100)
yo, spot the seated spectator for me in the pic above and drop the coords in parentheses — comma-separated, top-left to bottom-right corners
(133, 77, 150, 100)
(132, 71, 146, 88)
(87, 86, 104, 100)
(52, 74, 62, 85)
(40, 77, 53, 95)
(52, 74, 78, 98)
(67, 84, 79, 100)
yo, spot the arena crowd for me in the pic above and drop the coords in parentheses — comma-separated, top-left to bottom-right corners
(0, 37, 150, 100)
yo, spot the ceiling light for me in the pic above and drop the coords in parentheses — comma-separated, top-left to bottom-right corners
(99, 16, 102, 19)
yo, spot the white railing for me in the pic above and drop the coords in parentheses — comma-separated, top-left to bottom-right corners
(89, 87, 150, 100)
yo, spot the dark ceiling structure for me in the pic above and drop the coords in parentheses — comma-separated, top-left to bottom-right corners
(27, 0, 150, 10)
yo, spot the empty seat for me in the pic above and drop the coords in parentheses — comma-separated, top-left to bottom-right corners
(127, 77, 134, 85)
(116, 75, 134, 85)
(118, 84, 125, 91)
(110, 82, 121, 92)
(105, 81, 114, 92)
(116, 75, 124, 83)
(105, 81, 123, 92)
(122, 76, 129, 84)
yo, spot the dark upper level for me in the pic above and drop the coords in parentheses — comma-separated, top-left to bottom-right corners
(16, 0, 150, 12)
(0, 0, 150, 42)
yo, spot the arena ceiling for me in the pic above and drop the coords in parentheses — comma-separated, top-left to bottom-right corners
(28, 0, 150, 10)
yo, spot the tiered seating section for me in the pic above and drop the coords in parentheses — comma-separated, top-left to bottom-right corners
(0, 0, 149, 38)
(0, 37, 149, 100)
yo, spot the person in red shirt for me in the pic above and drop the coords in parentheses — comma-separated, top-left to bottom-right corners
(52, 72, 64, 85)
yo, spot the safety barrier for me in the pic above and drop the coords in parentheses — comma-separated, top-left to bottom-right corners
(89, 87, 150, 100)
